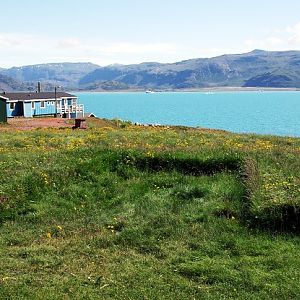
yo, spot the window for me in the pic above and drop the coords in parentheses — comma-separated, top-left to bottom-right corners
(51, 101, 54, 106)
(9, 102, 15, 110)
(31, 102, 35, 109)
(47, 101, 50, 106)
(41, 101, 45, 109)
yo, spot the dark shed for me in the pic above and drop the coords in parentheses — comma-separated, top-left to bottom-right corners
(0, 97, 7, 123)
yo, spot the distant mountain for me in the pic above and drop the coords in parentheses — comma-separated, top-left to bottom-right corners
(0, 74, 60, 93)
(1, 62, 99, 89)
(79, 50, 300, 89)
(2, 50, 300, 91)
(0, 73, 32, 92)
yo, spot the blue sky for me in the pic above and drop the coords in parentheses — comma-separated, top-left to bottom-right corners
(2, 0, 300, 67)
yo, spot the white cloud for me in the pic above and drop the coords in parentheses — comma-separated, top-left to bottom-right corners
(55, 40, 180, 57)
(289, 36, 300, 46)
(265, 37, 283, 47)
(57, 38, 81, 48)
(244, 21, 300, 51)
(0, 32, 187, 67)
(287, 22, 300, 45)
(286, 22, 300, 34)
(0, 33, 30, 48)
(95, 42, 178, 55)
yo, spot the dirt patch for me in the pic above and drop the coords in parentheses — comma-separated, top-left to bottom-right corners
(0, 117, 228, 133)
(0, 117, 119, 131)
(0, 118, 73, 131)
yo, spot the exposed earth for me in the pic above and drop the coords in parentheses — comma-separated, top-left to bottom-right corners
(0, 117, 117, 131)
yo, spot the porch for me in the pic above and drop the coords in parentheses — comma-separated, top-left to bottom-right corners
(59, 103, 84, 118)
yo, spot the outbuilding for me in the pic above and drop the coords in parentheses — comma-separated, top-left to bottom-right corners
(0, 97, 7, 122)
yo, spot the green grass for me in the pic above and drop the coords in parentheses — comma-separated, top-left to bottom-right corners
(0, 121, 300, 299)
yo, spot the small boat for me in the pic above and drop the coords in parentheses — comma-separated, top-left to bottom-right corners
(145, 90, 155, 94)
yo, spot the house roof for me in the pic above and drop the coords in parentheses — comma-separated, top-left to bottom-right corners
(0, 92, 77, 101)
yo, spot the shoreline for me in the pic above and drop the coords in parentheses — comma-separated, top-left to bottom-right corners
(74, 87, 300, 93)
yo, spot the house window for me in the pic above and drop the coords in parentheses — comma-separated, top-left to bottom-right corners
(41, 101, 45, 108)
(31, 102, 35, 109)
(9, 102, 15, 110)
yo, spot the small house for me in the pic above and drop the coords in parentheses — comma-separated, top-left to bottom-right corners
(0, 92, 84, 119)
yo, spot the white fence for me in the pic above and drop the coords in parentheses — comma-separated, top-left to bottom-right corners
(60, 104, 84, 118)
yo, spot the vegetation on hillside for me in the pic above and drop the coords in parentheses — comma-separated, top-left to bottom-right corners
(0, 119, 299, 299)
(81, 80, 130, 91)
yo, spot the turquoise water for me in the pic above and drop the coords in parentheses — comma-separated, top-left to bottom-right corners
(76, 92, 300, 137)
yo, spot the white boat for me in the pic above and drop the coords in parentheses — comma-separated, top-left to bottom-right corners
(145, 90, 155, 94)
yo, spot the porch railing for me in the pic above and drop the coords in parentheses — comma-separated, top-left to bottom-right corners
(59, 104, 84, 117)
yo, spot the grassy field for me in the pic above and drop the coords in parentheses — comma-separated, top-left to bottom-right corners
(0, 119, 300, 299)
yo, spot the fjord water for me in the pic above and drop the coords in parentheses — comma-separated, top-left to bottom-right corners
(76, 92, 300, 137)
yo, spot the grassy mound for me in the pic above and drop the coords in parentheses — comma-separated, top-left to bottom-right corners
(0, 120, 300, 299)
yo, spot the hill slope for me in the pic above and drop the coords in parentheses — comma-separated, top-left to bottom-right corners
(2, 50, 300, 90)
(79, 50, 300, 89)
(1, 62, 99, 89)
(0, 73, 33, 92)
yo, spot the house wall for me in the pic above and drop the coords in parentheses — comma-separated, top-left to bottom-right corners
(33, 98, 77, 117)
(32, 100, 56, 116)
(0, 99, 7, 122)
(7, 102, 23, 117)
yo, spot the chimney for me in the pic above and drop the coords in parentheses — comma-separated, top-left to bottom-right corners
(37, 82, 42, 93)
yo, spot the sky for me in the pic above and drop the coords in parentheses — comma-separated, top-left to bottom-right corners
(2, 0, 300, 67)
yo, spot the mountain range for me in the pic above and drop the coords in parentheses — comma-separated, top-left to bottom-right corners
(1, 50, 300, 91)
